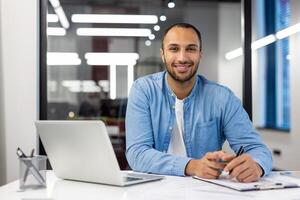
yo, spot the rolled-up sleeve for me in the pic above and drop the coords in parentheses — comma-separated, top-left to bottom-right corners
(222, 90, 273, 176)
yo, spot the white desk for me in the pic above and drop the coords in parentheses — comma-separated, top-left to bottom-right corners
(1, 171, 300, 200)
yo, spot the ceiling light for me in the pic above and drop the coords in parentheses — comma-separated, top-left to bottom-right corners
(85, 53, 139, 66)
(128, 65, 134, 96)
(251, 34, 276, 50)
(276, 23, 300, 39)
(168, 1, 175, 8)
(145, 40, 152, 46)
(110, 65, 116, 99)
(72, 14, 158, 24)
(154, 25, 160, 31)
(225, 48, 243, 60)
(160, 15, 167, 21)
(47, 52, 81, 65)
(48, 0, 60, 8)
(55, 7, 70, 29)
(48, 0, 70, 29)
(77, 28, 152, 37)
(47, 27, 66, 36)
(47, 14, 59, 23)
(149, 34, 155, 40)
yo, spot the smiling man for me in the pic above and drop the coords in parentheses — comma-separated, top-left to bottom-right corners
(125, 23, 272, 183)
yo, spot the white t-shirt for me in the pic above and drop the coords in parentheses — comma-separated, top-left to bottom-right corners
(167, 98, 187, 157)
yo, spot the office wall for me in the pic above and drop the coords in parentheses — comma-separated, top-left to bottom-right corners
(0, 0, 7, 186)
(217, 3, 242, 100)
(186, 2, 219, 82)
(0, 0, 39, 183)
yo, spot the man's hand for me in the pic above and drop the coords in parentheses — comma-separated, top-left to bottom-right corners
(185, 151, 234, 179)
(224, 154, 263, 183)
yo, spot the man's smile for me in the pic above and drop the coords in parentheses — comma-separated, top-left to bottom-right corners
(173, 63, 193, 73)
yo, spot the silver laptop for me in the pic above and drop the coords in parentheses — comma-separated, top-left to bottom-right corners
(35, 120, 163, 186)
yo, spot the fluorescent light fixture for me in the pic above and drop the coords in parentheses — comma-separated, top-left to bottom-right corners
(47, 58, 81, 65)
(47, 27, 66, 36)
(225, 35, 276, 60)
(85, 53, 139, 60)
(149, 34, 155, 40)
(48, 52, 79, 59)
(98, 80, 109, 92)
(62, 80, 101, 93)
(77, 28, 152, 37)
(251, 34, 276, 50)
(55, 7, 70, 29)
(49, 0, 60, 8)
(47, 52, 81, 65)
(226, 22, 300, 60)
(110, 65, 116, 99)
(128, 65, 134, 95)
(72, 14, 158, 24)
(87, 59, 136, 66)
(168, 1, 175, 8)
(160, 15, 167, 21)
(154, 25, 160, 31)
(69, 85, 100, 93)
(49, 0, 70, 29)
(47, 14, 59, 22)
(225, 48, 243, 60)
(276, 23, 300, 39)
(85, 53, 139, 66)
(145, 40, 151, 46)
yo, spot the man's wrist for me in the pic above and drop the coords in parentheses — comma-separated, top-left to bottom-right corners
(185, 159, 196, 176)
(255, 162, 264, 177)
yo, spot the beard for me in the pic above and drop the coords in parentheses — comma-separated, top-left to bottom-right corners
(164, 56, 199, 83)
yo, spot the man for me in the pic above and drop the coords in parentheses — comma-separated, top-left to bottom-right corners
(125, 23, 272, 183)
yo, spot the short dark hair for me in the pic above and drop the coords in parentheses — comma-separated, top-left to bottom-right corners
(161, 23, 202, 51)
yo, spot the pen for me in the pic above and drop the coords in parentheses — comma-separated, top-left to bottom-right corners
(235, 146, 244, 157)
(219, 146, 244, 164)
(23, 148, 35, 182)
(220, 146, 244, 176)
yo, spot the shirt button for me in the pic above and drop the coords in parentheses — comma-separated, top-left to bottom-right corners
(169, 126, 172, 130)
(172, 105, 175, 109)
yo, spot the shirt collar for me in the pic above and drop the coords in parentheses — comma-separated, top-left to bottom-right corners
(164, 71, 200, 102)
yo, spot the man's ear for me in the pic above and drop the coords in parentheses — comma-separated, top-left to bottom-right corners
(160, 48, 165, 63)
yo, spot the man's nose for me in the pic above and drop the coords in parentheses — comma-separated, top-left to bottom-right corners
(177, 50, 188, 63)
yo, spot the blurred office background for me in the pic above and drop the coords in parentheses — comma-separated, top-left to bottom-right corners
(1, 0, 300, 185)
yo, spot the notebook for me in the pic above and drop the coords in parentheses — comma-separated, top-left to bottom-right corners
(193, 172, 300, 191)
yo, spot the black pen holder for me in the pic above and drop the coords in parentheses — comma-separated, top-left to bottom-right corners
(18, 155, 47, 190)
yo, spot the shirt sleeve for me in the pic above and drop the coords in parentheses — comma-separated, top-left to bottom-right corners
(125, 81, 191, 176)
(222, 90, 273, 176)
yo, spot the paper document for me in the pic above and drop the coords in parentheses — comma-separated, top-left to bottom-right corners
(193, 172, 300, 191)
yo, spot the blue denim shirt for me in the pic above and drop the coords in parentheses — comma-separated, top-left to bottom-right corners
(125, 71, 272, 176)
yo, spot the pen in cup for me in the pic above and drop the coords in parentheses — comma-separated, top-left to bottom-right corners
(23, 148, 35, 182)
(16, 147, 46, 186)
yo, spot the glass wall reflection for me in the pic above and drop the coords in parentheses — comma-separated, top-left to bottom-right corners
(46, 0, 241, 169)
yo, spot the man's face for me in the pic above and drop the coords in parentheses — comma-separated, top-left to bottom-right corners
(160, 27, 202, 83)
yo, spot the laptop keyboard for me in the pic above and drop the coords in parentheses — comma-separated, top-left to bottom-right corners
(124, 176, 143, 182)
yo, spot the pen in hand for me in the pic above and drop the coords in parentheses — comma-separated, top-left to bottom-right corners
(235, 146, 244, 157)
(220, 146, 244, 177)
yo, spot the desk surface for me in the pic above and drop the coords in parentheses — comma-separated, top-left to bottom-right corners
(1, 171, 300, 200)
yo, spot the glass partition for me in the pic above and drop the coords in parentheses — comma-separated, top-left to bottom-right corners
(44, 0, 241, 169)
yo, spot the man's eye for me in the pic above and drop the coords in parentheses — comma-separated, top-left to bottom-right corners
(187, 48, 197, 52)
(169, 47, 178, 51)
